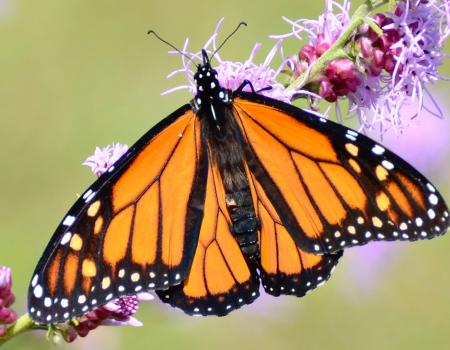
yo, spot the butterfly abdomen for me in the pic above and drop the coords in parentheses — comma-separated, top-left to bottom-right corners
(225, 187, 259, 257)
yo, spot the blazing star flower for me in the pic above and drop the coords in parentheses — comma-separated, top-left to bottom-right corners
(273, 1, 364, 104)
(274, 0, 450, 135)
(66, 293, 153, 342)
(0, 267, 17, 337)
(163, 18, 296, 103)
(273, 0, 351, 80)
(82, 143, 129, 177)
(352, 0, 450, 134)
(272, 0, 351, 49)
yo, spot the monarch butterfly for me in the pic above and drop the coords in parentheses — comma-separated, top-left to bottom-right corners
(28, 33, 449, 323)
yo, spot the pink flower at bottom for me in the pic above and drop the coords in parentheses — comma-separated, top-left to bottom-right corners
(66, 293, 153, 342)
(0, 267, 17, 337)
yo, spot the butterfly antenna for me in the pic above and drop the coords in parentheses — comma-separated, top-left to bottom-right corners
(147, 29, 193, 62)
(210, 22, 247, 60)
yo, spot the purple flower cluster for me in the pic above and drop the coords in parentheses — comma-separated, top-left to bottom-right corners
(0, 267, 16, 337)
(322, 59, 361, 102)
(288, 30, 362, 103)
(274, 0, 449, 134)
(82, 143, 129, 177)
(163, 18, 298, 103)
(65, 294, 153, 342)
(275, 0, 358, 103)
(353, 0, 449, 133)
(359, 14, 400, 76)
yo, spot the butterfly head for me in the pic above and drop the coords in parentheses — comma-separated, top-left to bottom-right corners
(193, 50, 229, 109)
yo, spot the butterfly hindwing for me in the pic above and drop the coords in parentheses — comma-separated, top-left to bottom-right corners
(233, 93, 449, 255)
(28, 106, 206, 323)
(157, 151, 260, 316)
(246, 167, 342, 297)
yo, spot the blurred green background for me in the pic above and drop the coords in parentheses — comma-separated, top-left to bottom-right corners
(0, 1, 449, 349)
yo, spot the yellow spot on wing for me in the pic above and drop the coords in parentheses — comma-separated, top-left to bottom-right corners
(94, 216, 103, 234)
(376, 165, 388, 181)
(102, 277, 111, 289)
(345, 143, 359, 156)
(376, 192, 390, 211)
(348, 159, 361, 173)
(82, 259, 97, 277)
(372, 216, 383, 228)
(87, 200, 101, 217)
(70, 234, 83, 251)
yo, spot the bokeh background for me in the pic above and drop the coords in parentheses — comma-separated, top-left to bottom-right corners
(0, 1, 449, 349)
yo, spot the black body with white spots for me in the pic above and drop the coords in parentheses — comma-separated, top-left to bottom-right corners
(193, 50, 231, 129)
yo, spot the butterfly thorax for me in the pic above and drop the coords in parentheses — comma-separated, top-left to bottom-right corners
(193, 50, 231, 130)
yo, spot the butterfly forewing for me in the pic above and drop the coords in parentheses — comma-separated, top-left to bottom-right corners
(233, 93, 449, 255)
(28, 107, 206, 323)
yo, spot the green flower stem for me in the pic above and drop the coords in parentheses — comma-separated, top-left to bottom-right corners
(0, 313, 46, 347)
(285, 0, 390, 94)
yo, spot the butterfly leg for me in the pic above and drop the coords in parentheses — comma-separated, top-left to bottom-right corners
(235, 80, 255, 93)
(235, 80, 272, 95)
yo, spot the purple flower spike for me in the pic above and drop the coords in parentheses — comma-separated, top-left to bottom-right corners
(274, 1, 364, 105)
(83, 143, 129, 177)
(275, 0, 449, 136)
(67, 293, 154, 342)
(163, 18, 295, 103)
(325, 58, 361, 96)
(100, 293, 153, 326)
(352, 0, 450, 134)
(0, 267, 17, 337)
(272, 0, 351, 46)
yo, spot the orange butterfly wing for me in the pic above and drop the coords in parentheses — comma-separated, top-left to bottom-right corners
(28, 88, 450, 323)
(28, 106, 206, 323)
(158, 152, 259, 316)
(246, 165, 341, 296)
(233, 94, 449, 255)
